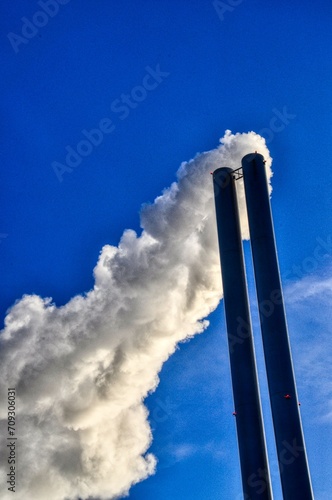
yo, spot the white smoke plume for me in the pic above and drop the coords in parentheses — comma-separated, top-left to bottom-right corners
(0, 131, 272, 499)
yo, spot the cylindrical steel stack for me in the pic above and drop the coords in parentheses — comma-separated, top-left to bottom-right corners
(213, 167, 272, 500)
(213, 154, 314, 500)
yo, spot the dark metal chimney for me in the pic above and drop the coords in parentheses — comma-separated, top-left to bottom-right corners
(213, 167, 272, 500)
(242, 153, 313, 500)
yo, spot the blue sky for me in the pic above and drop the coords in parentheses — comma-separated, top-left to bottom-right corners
(1, 1, 332, 499)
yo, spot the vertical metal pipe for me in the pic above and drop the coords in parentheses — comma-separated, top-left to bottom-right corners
(242, 153, 314, 500)
(213, 168, 273, 500)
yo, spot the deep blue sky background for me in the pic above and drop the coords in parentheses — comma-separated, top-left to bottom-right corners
(1, 1, 332, 498)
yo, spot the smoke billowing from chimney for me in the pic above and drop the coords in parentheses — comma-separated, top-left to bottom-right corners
(0, 131, 272, 499)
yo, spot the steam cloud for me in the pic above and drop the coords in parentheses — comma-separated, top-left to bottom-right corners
(0, 131, 272, 499)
